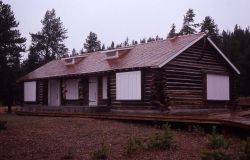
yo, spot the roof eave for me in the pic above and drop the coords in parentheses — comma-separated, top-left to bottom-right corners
(207, 37, 240, 75)
(158, 33, 206, 68)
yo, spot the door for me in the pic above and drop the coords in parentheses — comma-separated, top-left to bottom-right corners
(89, 77, 98, 106)
(48, 79, 60, 106)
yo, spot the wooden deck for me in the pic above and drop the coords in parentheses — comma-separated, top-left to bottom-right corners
(15, 110, 250, 131)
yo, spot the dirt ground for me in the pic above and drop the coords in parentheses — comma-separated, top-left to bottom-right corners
(0, 114, 244, 160)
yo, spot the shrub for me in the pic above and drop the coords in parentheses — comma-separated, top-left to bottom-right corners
(207, 126, 228, 149)
(92, 142, 109, 160)
(147, 123, 173, 150)
(124, 137, 142, 155)
(0, 120, 7, 130)
(201, 126, 232, 160)
(201, 150, 233, 160)
(63, 148, 75, 159)
(192, 125, 205, 134)
(239, 137, 250, 160)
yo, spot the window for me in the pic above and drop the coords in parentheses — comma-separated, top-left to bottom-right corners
(24, 81, 36, 102)
(116, 71, 141, 100)
(206, 74, 230, 100)
(65, 79, 79, 100)
(102, 76, 108, 99)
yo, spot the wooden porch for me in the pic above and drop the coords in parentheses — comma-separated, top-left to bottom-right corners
(16, 109, 250, 131)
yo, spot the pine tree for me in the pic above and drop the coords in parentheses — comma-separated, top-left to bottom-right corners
(167, 24, 177, 38)
(22, 47, 41, 74)
(132, 40, 138, 45)
(123, 37, 129, 47)
(147, 37, 155, 42)
(71, 48, 78, 56)
(200, 16, 220, 44)
(29, 9, 68, 64)
(200, 16, 219, 36)
(179, 9, 198, 35)
(101, 44, 106, 51)
(84, 32, 101, 52)
(220, 26, 250, 96)
(110, 41, 115, 49)
(116, 43, 122, 48)
(79, 48, 85, 54)
(0, 1, 26, 113)
(140, 38, 146, 44)
(155, 35, 160, 41)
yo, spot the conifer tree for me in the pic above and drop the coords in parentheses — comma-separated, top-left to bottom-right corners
(200, 16, 219, 36)
(0, 1, 26, 112)
(110, 41, 115, 49)
(140, 38, 146, 44)
(29, 9, 68, 64)
(179, 9, 198, 35)
(71, 48, 78, 56)
(83, 32, 101, 52)
(147, 37, 155, 42)
(101, 44, 105, 51)
(167, 24, 177, 38)
(132, 40, 138, 45)
(123, 37, 129, 47)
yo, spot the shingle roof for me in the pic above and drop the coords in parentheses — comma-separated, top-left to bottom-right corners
(19, 33, 206, 81)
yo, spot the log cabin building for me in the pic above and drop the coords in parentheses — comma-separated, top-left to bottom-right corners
(18, 33, 240, 113)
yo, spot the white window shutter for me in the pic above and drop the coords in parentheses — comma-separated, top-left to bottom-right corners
(102, 76, 108, 99)
(65, 79, 79, 100)
(24, 81, 36, 102)
(207, 74, 230, 100)
(116, 71, 141, 100)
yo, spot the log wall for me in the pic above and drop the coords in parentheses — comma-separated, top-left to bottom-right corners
(162, 39, 237, 109)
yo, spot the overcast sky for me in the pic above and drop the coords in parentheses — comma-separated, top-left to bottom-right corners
(3, 0, 250, 58)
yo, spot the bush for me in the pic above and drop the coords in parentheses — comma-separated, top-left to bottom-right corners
(192, 125, 205, 134)
(0, 120, 7, 130)
(239, 137, 250, 160)
(92, 142, 109, 160)
(124, 137, 142, 155)
(201, 126, 232, 160)
(207, 126, 228, 149)
(63, 148, 75, 159)
(147, 123, 173, 150)
(201, 150, 233, 160)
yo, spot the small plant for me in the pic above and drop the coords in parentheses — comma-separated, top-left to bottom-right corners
(63, 148, 75, 159)
(124, 137, 142, 155)
(0, 120, 7, 130)
(201, 150, 233, 160)
(147, 123, 173, 150)
(92, 142, 109, 160)
(207, 126, 228, 149)
(239, 137, 250, 160)
(201, 126, 232, 160)
(192, 125, 205, 134)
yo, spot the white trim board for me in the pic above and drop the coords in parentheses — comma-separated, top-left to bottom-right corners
(207, 37, 240, 74)
(158, 33, 206, 68)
